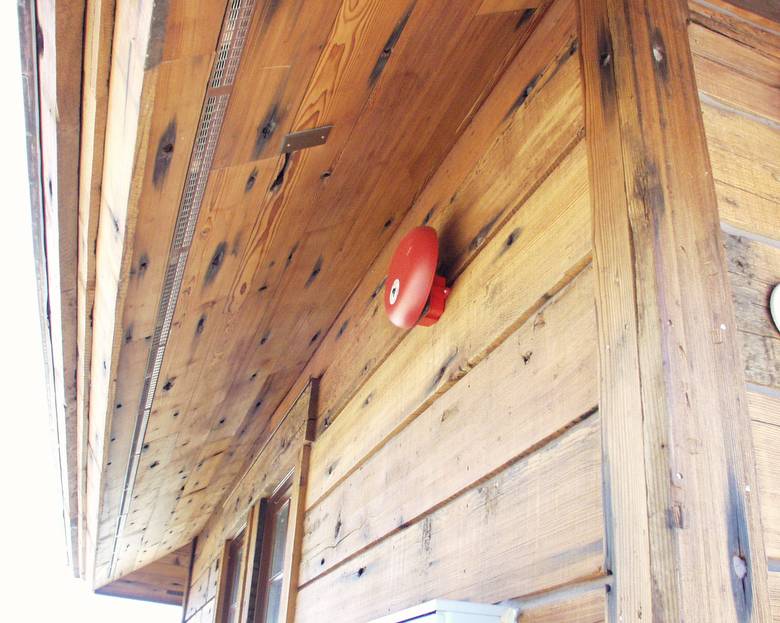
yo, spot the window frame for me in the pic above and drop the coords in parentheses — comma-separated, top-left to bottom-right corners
(215, 520, 250, 623)
(251, 473, 294, 623)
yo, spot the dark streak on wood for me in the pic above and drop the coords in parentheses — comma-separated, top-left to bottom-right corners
(506, 73, 541, 119)
(369, 2, 416, 85)
(204, 242, 228, 286)
(499, 227, 523, 256)
(153, 119, 177, 187)
(427, 348, 459, 395)
(305, 256, 324, 288)
(515, 8, 535, 30)
(286, 241, 298, 269)
(469, 210, 503, 253)
(270, 152, 290, 192)
(597, 24, 615, 106)
(650, 27, 669, 83)
(245, 168, 258, 193)
(727, 470, 752, 622)
(253, 104, 279, 158)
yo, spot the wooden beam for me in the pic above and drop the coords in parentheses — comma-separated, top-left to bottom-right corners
(21, 0, 86, 575)
(77, 0, 115, 581)
(579, 0, 769, 620)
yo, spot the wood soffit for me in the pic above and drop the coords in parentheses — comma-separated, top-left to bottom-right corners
(79, 0, 551, 585)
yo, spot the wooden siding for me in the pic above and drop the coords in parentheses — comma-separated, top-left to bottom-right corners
(690, 2, 780, 615)
(183, 0, 605, 619)
(28, 0, 780, 617)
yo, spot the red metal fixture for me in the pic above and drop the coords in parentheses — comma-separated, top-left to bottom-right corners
(384, 226, 451, 329)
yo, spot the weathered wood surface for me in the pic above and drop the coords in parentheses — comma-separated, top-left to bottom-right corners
(749, 389, 780, 563)
(33, 0, 86, 574)
(581, 0, 770, 620)
(703, 103, 780, 243)
(518, 588, 606, 622)
(771, 570, 780, 622)
(307, 139, 591, 509)
(190, 382, 315, 588)
(295, 415, 604, 623)
(88, 0, 227, 586)
(689, 0, 780, 54)
(77, 0, 115, 580)
(725, 235, 780, 391)
(96, 543, 191, 605)
(300, 266, 597, 585)
(113, 0, 551, 579)
(266, 0, 582, 451)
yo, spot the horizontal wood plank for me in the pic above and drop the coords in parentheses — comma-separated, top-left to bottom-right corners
(519, 588, 606, 622)
(771, 570, 780, 622)
(295, 415, 605, 623)
(749, 389, 780, 561)
(725, 235, 780, 391)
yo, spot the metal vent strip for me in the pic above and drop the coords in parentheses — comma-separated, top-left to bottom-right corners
(109, 0, 256, 578)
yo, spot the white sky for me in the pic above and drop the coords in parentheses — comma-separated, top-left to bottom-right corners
(0, 5, 181, 622)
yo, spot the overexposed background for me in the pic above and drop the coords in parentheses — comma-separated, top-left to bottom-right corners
(0, 4, 181, 622)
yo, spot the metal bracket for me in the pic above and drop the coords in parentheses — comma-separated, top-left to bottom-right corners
(280, 125, 333, 153)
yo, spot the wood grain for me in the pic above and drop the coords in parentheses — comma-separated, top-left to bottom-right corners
(35, 0, 86, 574)
(295, 415, 605, 623)
(307, 140, 591, 508)
(96, 543, 191, 605)
(121, 0, 548, 579)
(77, 0, 114, 580)
(300, 266, 597, 585)
(749, 389, 780, 563)
(725, 235, 780, 391)
(581, 0, 770, 619)
(519, 588, 606, 622)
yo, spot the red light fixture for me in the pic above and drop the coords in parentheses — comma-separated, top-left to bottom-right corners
(384, 226, 451, 329)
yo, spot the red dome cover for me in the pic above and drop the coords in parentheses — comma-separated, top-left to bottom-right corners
(384, 226, 440, 329)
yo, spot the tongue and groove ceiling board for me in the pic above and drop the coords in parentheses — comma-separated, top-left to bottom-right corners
(90, 0, 548, 584)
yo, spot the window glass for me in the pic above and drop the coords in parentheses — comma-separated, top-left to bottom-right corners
(269, 499, 290, 578)
(263, 577, 283, 623)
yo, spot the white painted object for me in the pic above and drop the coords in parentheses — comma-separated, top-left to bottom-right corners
(771, 284, 780, 334)
(367, 600, 513, 623)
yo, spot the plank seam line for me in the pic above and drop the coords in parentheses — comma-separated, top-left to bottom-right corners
(745, 383, 780, 400)
(720, 222, 780, 249)
(503, 574, 612, 611)
(298, 405, 599, 590)
(698, 92, 780, 131)
(690, 1, 780, 37)
(185, 594, 215, 623)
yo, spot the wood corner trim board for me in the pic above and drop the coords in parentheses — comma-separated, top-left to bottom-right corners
(19, 0, 86, 576)
(580, 0, 770, 620)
